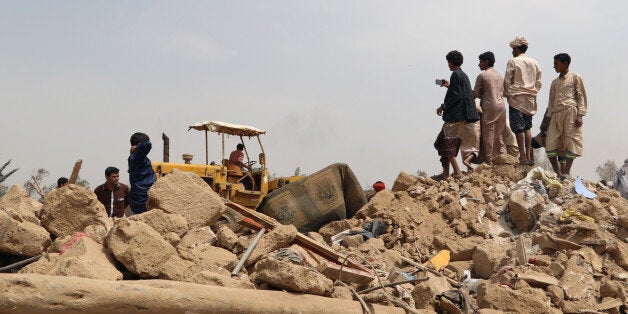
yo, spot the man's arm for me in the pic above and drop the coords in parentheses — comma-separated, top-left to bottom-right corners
(134, 141, 152, 160)
(546, 80, 555, 118)
(535, 63, 543, 92)
(473, 73, 483, 99)
(503, 60, 514, 99)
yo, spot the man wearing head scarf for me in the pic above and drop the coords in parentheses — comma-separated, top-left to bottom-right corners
(504, 36, 542, 166)
(615, 159, 628, 199)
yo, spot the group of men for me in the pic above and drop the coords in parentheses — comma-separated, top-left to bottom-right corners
(434, 36, 588, 181)
(57, 132, 157, 218)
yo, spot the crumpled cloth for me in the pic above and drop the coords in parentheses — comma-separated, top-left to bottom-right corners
(560, 208, 595, 222)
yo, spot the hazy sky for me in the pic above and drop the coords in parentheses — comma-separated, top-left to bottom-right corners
(1, 1, 626, 190)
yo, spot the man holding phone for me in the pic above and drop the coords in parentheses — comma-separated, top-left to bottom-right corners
(433, 50, 480, 180)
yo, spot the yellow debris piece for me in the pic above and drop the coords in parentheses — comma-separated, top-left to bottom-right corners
(560, 208, 595, 222)
(532, 169, 563, 194)
(424, 249, 450, 271)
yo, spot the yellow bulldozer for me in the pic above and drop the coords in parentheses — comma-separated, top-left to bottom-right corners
(151, 121, 303, 209)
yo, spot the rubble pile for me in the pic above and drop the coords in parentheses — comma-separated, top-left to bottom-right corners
(0, 162, 626, 313)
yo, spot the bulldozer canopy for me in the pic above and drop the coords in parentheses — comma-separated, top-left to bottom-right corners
(188, 121, 266, 137)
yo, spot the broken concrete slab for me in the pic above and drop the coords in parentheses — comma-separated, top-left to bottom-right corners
(391, 171, 418, 192)
(178, 227, 217, 249)
(354, 190, 395, 219)
(214, 224, 239, 251)
(129, 208, 188, 236)
(146, 169, 226, 228)
(472, 239, 510, 279)
(507, 187, 545, 232)
(252, 256, 333, 296)
(0, 211, 51, 257)
(0, 184, 42, 224)
(19, 236, 122, 281)
(178, 245, 239, 275)
(516, 272, 559, 288)
(39, 184, 111, 238)
(106, 218, 179, 278)
(187, 271, 254, 289)
(476, 281, 557, 313)
(245, 223, 297, 266)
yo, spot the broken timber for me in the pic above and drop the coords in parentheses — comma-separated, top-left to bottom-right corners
(225, 201, 375, 285)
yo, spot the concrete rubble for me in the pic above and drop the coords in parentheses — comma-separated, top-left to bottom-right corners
(0, 155, 626, 313)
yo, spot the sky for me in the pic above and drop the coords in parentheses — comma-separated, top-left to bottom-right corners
(1, 1, 626, 190)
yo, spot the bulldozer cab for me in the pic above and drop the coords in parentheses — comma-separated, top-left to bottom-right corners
(152, 121, 301, 209)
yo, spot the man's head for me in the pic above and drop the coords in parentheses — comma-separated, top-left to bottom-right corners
(57, 177, 69, 188)
(446, 50, 463, 70)
(130, 132, 150, 146)
(105, 166, 120, 187)
(509, 36, 528, 57)
(237, 143, 245, 151)
(553, 53, 571, 74)
(478, 51, 495, 70)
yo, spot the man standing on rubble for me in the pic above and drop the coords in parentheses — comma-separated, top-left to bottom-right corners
(545, 53, 587, 180)
(615, 159, 628, 199)
(128, 132, 156, 215)
(434, 50, 480, 180)
(94, 166, 129, 218)
(504, 36, 542, 166)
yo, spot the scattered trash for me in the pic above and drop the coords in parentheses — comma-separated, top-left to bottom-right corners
(574, 176, 596, 199)
(560, 207, 595, 223)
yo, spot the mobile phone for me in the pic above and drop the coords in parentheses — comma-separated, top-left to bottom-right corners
(435, 79, 444, 86)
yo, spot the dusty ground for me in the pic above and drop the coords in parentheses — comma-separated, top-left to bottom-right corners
(0, 162, 626, 313)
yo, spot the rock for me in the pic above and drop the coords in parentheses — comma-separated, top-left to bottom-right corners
(252, 256, 333, 296)
(476, 281, 556, 313)
(83, 224, 107, 244)
(342, 234, 364, 248)
(245, 224, 297, 266)
(187, 271, 254, 289)
(178, 245, 239, 275)
(560, 255, 596, 300)
(163, 232, 181, 247)
(129, 208, 188, 236)
(215, 224, 239, 251)
(0, 212, 51, 256)
(19, 237, 122, 281)
(357, 238, 386, 253)
(493, 164, 524, 182)
(318, 220, 357, 244)
(617, 214, 628, 229)
(391, 171, 417, 192)
(433, 236, 483, 261)
(178, 227, 217, 248)
(477, 310, 505, 314)
(472, 239, 510, 279)
(574, 247, 603, 272)
(599, 281, 626, 301)
(446, 261, 474, 281)
(516, 272, 559, 288)
(306, 231, 326, 245)
(507, 188, 545, 232)
(330, 286, 353, 300)
(411, 272, 452, 309)
(146, 169, 226, 228)
(39, 184, 111, 238)
(493, 154, 518, 165)
(354, 190, 395, 219)
(0, 185, 42, 224)
(106, 219, 179, 278)
(607, 240, 628, 269)
(546, 284, 564, 307)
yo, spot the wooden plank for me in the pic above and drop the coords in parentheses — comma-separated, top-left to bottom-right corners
(68, 159, 83, 184)
(225, 201, 373, 274)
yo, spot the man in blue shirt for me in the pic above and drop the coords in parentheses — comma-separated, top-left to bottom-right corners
(128, 132, 156, 214)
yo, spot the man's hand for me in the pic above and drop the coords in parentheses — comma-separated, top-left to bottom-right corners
(436, 106, 443, 116)
(130, 145, 137, 153)
(575, 115, 583, 127)
(442, 80, 450, 88)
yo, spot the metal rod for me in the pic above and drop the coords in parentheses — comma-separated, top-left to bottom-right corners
(205, 130, 209, 165)
(231, 227, 266, 277)
(0, 255, 41, 273)
(162, 133, 169, 162)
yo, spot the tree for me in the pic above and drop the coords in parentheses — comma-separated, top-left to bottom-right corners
(0, 159, 18, 198)
(23, 168, 50, 199)
(595, 160, 617, 182)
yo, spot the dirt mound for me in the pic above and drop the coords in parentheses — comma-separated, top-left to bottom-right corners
(1, 161, 626, 313)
